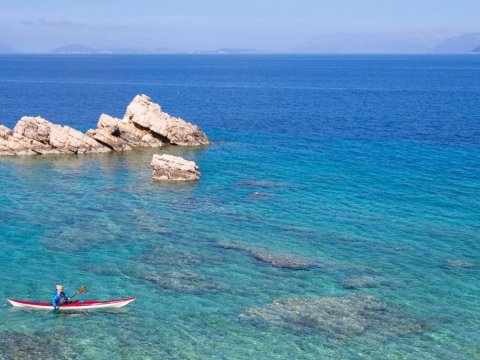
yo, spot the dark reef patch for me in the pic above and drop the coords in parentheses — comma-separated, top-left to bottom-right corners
(218, 241, 317, 270)
(341, 275, 391, 289)
(443, 259, 476, 270)
(143, 270, 221, 293)
(240, 294, 427, 339)
(0, 331, 75, 360)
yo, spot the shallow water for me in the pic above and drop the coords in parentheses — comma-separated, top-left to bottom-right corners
(0, 55, 479, 359)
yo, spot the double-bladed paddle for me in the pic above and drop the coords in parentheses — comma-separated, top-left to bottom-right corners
(69, 285, 88, 300)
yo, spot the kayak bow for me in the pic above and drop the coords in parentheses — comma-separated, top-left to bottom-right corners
(6, 297, 135, 310)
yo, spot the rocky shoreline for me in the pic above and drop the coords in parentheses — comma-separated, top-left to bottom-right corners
(0, 94, 209, 156)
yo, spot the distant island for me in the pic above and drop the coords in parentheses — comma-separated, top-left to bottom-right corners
(429, 33, 480, 54)
(49, 45, 103, 54)
(188, 48, 255, 55)
(2, 32, 480, 54)
(0, 43, 16, 54)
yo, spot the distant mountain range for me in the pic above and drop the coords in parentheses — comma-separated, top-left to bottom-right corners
(49, 45, 178, 54)
(188, 48, 255, 54)
(294, 32, 480, 54)
(429, 33, 480, 53)
(2, 34, 480, 54)
(48, 45, 256, 55)
(49, 45, 102, 54)
(0, 43, 17, 53)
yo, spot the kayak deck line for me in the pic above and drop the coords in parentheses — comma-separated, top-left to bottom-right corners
(6, 297, 135, 310)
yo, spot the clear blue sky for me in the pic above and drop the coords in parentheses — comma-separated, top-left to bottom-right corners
(1, 0, 479, 52)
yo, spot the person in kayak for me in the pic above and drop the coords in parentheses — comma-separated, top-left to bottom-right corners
(52, 285, 70, 309)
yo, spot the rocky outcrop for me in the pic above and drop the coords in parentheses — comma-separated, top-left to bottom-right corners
(86, 113, 164, 151)
(150, 154, 200, 181)
(1, 117, 110, 155)
(1, 125, 43, 155)
(124, 95, 209, 146)
(0, 94, 209, 156)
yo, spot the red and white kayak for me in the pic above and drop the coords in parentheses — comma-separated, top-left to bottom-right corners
(6, 297, 135, 310)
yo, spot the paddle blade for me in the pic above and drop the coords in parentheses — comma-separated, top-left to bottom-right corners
(77, 285, 87, 294)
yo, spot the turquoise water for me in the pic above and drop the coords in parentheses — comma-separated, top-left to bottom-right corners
(0, 55, 479, 359)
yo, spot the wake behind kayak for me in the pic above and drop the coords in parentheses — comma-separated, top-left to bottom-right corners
(6, 297, 135, 310)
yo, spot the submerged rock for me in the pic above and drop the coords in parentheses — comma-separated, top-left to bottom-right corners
(240, 294, 426, 339)
(138, 246, 203, 267)
(150, 154, 200, 181)
(143, 270, 219, 293)
(218, 241, 316, 270)
(341, 275, 389, 289)
(0, 331, 74, 359)
(443, 259, 476, 269)
(124, 94, 209, 146)
(238, 179, 290, 188)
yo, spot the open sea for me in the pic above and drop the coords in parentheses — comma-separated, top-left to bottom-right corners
(0, 54, 479, 359)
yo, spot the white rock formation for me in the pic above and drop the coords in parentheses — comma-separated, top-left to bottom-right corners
(1, 117, 110, 155)
(150, 154, 200, 181)
(0, 94, 209, 156)
(124, 95, 209, 146)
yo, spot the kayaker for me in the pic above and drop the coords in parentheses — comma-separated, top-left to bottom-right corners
(52, 285, 70, 309)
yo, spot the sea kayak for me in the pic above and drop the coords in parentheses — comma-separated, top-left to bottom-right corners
(6, 297, 135, 310)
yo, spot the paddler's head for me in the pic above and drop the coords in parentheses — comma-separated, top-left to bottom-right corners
(56, 284, 64, 293)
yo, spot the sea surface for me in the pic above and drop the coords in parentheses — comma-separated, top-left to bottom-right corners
(0, 55, 479, 359)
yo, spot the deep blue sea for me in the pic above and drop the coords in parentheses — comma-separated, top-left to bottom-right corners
(0, 55, 479, 359)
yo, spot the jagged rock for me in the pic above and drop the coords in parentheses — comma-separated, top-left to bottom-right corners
(218, 240, 316, 270)
(15, 116, 110, 154)
(240, 294, 426, 339)
(150, 154, 200, 181)
(124, 94, 209, 146)
(0, 124, 54, 155)
(0, 116, 111, 155)
(1, 94, 209, 156)
(87, 128, 132, 151)
(87, 113, 163, 150)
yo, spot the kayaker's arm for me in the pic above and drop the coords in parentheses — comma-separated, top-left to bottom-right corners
(52, 293, 60, 308)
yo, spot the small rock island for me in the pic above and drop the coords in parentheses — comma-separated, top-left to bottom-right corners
(0, 95, 209, 156)
(151, 154, 200, 181)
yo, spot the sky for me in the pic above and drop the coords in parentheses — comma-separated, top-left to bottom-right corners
(1, 0, 480, 53)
